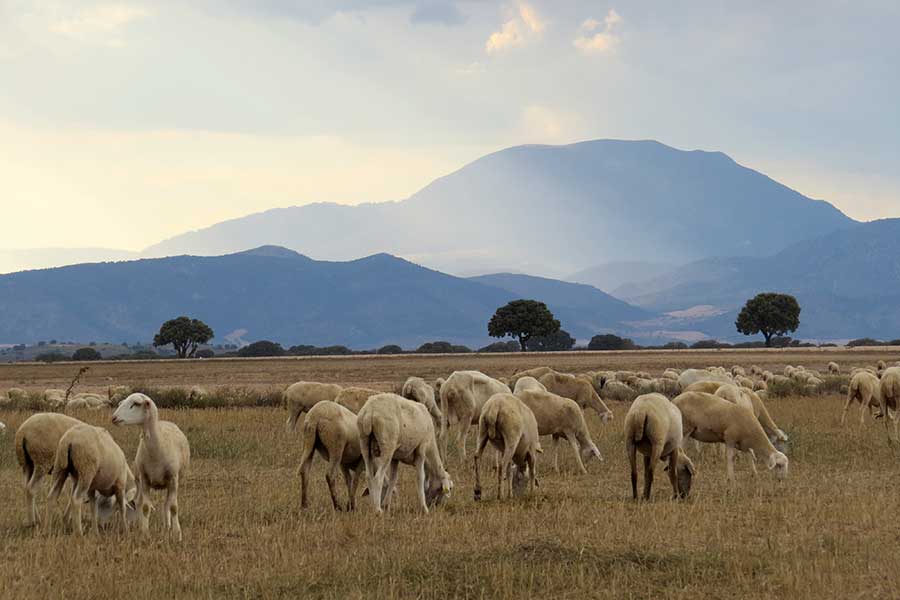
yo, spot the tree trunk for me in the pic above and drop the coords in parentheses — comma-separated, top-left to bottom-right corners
(518, 335, 528, 352)
(763, 332, 772, 348)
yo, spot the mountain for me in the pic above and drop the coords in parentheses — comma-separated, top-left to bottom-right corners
(567, 261, 678, 294)
(618, 219, 900, 341)
(142, 140, 854, 276)
(0, 248, 138, 275)
(0, 247, 650, 348)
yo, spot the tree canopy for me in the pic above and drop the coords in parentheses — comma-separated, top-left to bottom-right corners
(587, 334, 636, 351)
(153, 316, 215, 358)
(735, 293, 801, 347)
(488, 299, 560, 352)
(528, 329, 575, 352)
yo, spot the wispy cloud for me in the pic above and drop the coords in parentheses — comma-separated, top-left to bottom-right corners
(49, 3, 151, 46)
(485, 2, 545, 54)
(573, 8, 622, 53)
(519, 104, 581, 142)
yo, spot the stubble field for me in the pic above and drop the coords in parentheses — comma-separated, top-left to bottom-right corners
(1, 348, 899, 599)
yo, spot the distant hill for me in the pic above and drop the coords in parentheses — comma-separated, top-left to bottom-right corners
(0, 247, 650, 348)
(0, 248, 138, 275)
(618, 219, 900, 341)
(568, 261, 677, 294)
(142, 140, 853, 276)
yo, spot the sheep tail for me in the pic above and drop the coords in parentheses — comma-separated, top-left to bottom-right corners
(297, 418, 318, 476)
(485, 401, 502, 441)
(20, 437, 34, 476)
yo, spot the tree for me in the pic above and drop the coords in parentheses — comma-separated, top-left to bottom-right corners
(478, 341, 521, 353)
(587, 334, 636, 351)
(72, 347, 102, 361)
(735, 293, 801, 347)
(487, 299, 560, 352)
(153, 316, 215, 358)
(528, 329, 576, 352)
(377, 344, 403, 355)
(237, 340, 285, 357)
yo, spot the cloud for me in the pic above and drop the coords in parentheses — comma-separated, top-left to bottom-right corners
(519, 105, 581, 142)
(49, 3, 151, 46)
(485, 2, 545, 54)
(573, 8, 622, 53)
(410, 0, 466, 26)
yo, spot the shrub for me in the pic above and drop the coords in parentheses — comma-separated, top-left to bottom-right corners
(690, 340, 720, 350)
(661, 341, 688, 350)
(72, 347, 102, 361)
(238, 341, 285, 357)
(588, 334, 636, 351)
(377, 344, 403, 355)
(478, 341, 521, 353)
(35, 351, 67, 363)
(528, 329, 576, 352)
(847, 338, 884, 347)
(416, 341, 471, 354)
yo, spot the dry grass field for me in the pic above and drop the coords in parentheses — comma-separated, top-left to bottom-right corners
(1, 348, 899, 599)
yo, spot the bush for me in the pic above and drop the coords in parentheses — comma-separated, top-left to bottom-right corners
(416, 341, 471, 354)
(72, 347, 102, 361)
(195, 349, 215, 359)
(689, 340, 732, 349)
(588, 334, 636, 351)
(35, 351, 67, 363)
(478, 341, 521, 353)
(237, 341, 285, 357)
(847, 338, 884, 347)
(661, 341, 688, 350)
(528, 329, 575, 352)
(377, 345, 403, 355)
(289, 345, 355, 356)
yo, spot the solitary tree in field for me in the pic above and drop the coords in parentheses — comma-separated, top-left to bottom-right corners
(528, 329, 576, 352)
(488, 299, 560, 352)
(735, 293, 801, 348)
(153, 316, 215, 358)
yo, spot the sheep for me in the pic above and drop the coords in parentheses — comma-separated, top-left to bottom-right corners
(43, 389, 66, 408)
(735, 375, 755, 390)
(878, 367, 900, 444)
(108, 385, 132, 405)
(513, 376, 547, 394)
(439, 371, 510, 459)
(731, 366, 746, 377)
(298, 401, 364, 511)
(624, 393, 696, 500)
(401, 377, 443, 426)
(47, 424, 136, 535)
(15, 413, 85, 526)
(6, 387, 27, 407)
(877, 360, 888, 375)
(843, 371, 882, 427)
(662, 369, 680, 382)
(827, 362, 840, 375)
(112, 393, 191, 541)
(334, 387, 381, 414)
(514, 388, 602, 474)
(649, 377, 680, 398)
(715, 385, 789, 451)
(673, 392, 788, 482)
(357, 393, 453, 514)
(283, 381, 343, 430)
(66, 393, 108, 411)
(677, 369, 732, 390)
(538, 372, 613, 422)
(749, 365, 763, 377)
(753, 380, 768, 392)
(473, 393, 542, 500)
(685, 380, 725, 395)
(614, 370, 636, 382)
(762, 371, 775, 382)
(600, 380, 637, 403)
(508, 366, 556, 390)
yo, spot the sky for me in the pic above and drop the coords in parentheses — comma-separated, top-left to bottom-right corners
(2, 0, 899, 255)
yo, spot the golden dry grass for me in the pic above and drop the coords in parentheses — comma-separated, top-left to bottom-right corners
(1, 350, 899, 599)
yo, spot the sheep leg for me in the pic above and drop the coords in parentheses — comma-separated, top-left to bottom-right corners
(325, 450, 344, 511)
(725, 445, 736, 482)
(627, 441, 638, 500)
(501, 439, 518, 499)
(24, 470, 43, 527)
(840, 394, 853, 426)
(565, 432, 588, 475)
(342, 467, 359, 511)
(137, 474, 151, 536)
(72, 480, 90, 536)
(382, 461, 400, 512)
(299, 454, 313, 510)
(747, 449, 758, 476)
(666, 451, 679, 499)
(458, 413, 474, 461)
(92, 496, 101, 536)
(367, 460, 387, 514)
(414, 452, 429, 514)
(526, 452, 537, 495)
(165, 475, 182, 542)
(552, 435, 561, 474)
(642, 454, 654, 500)
(117, 488, 128, 534)
(473, 431, 490, 501)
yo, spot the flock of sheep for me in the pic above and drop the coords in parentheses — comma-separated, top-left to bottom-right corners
(3, 357, 900, 539)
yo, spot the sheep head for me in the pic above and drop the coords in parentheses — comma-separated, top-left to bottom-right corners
(767, 451, 789, 480)
(111, 393, 154, 426)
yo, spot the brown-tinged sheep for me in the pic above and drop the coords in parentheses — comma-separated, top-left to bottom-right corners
(334, 387, 381, 414)
(601, 380, 637, 403)
(401, 377, 443, 426)
(539, 372, 613, 422)
(283, 381, 343, 430)
(515, 388, 602, 473)
(473, 393, 542, 500)
(508, 366, 557, 390)
(298, 401, 364, 511)
(827, 362, 840, 375)
(843, 371, 882, 427)
(439, 371, 510, 459)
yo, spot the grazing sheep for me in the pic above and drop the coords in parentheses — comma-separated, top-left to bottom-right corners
(401, 377, 443, 426)
(624, 394, 696, 500)
(879, 367, 900, 443)
(47, 424, 136, 535)
(684, 381, 725, 395)
(66, 393, 108, 411)
(283, 382, 343, 430)
(843, 371, 882, 427)
(731, 366, 746, 377)
(662, 369, 680, 382)
(515, 388, 602, 474)
(753, 380, 768, 392)
(298, 401, 364, 511)
(673, 392, 788, 482)
(112, 394, 191, 541)
(108, 385, 132, 405)
(649, 377, 680, 398)
(601, 380, 637, 403)
(735, 375, 755, 390)
(7, 388, 27, 406)
(508, 367, 556, 390)
(334, 387, 381, 414)
(677, 369, 732, 390)
(877, 360, 888, 375)
(357, 393, 453, 514)
(715, 386, 789, 451)
(473, 393, 542, 500)
(15, 413, 85, 526)
(614, 371, 637, 382)
(513, 376, 547, 394)
(439, 371, 510, 459)
(539, 372, 613, 422)
(827, 362, 840, 375)
(43, 389, 66, 409)
(762, 371, 775, 383)
(750, 365, 763, 377)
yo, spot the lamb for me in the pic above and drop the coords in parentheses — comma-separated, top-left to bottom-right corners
(673, 391, 788, 482)
(439, 371, 510, 458)
(878, 367, 900, 443)
(401, 377, 443, 426)
(15, 413, 85, 526)
(298, 401, 364, 511)
(334, 387, 381, 414)
(715, 385, 789, 451)
(508, 366, 556, 389)
(827, 361, 840, 375)
(513, 376, 547, 394)
(600, 380, 636, 403)
(357, 393, 453, 514)
(677, 369, 732, 390)
(473, 393, 542, 500)
(624, 393, 696, 500)
(538, 372, 613, 422)
(514, 388, 602, 473)
(47, 424, 136, 535)
(112, 393, 191, 541)
(843, 371, 882, 427)
(283, 381, 343, 430)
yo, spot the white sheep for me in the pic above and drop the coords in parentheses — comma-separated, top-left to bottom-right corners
(298, 401, 364, 511)
(15, 413, 85, 526)
(47, 424, 136, 535)
(600, 379, 637, 403)
(677, 369, 732, 390)
(473, 393, 542, 500)
(827, 361, 840, 375)
(334, 387, 381, 414)
(673, 391, 789, 482)
(515, 388, 602, 473)
(513, 376, 547, 394)
(662, 369, 680, 382)
(401, 376, 443, 426)
(43, 389, 66, 409)
(879, 367, 900, 444)
(112, 393, 191, 541)
(439, 371, 510, 459)
(357, 393, 452, 514)
(731, 366, 746, 377)
(283, 381, 343, 430)
(66, 393, 108, 411)
(509, 366, 556, 390)
(843, 371, 882, 427)
(538, 372, 613, 422)
(715, 385, 789, 452)
(624, 393, 696, 500)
